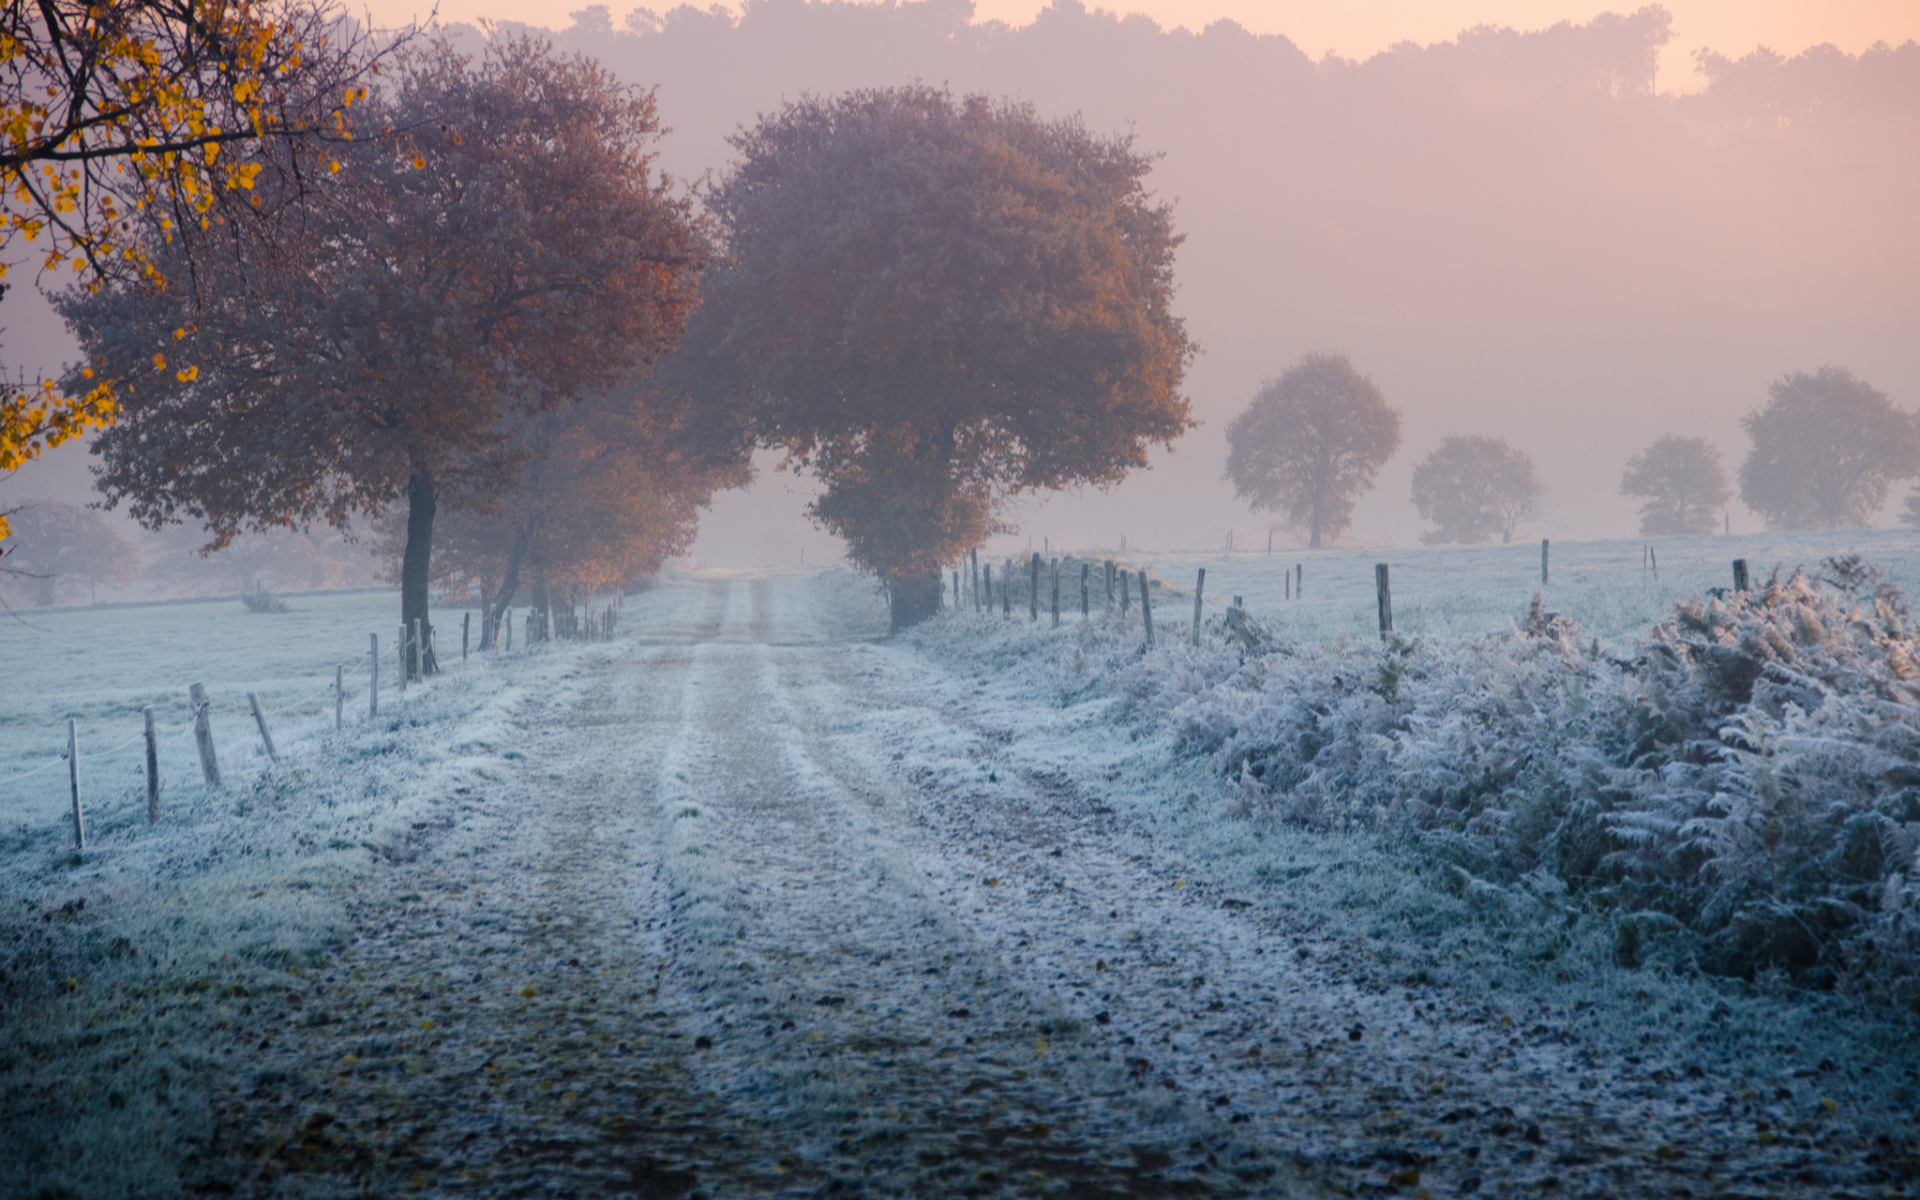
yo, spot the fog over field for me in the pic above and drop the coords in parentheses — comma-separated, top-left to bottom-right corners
(5, 1, 1918, 571)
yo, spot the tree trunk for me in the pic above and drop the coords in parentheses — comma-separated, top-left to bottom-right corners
(887, 570, 943, 631)
(483, 516, 534, 649)
(400, 463, 438, 678)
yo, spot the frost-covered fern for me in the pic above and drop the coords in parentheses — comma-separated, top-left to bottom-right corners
(1020, 562, 1920, 1001)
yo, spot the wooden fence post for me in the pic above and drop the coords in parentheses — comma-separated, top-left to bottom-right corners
(972, 547, 980, 611)
(982, 563, 992, 615)
(1297, 563, 1303, 599)
(1030, 553, 1041, 622)
(1375, 563, 1393, 640)
(189, 682, 221, 787)
(1081, 562, 1090, 617)
(1120, 565, 1130, 615)
(1286, 570, 1290, 601)
(1003, 560, 1012, 616)
(247, 692, 279, 762)
(1140, 570, 1154, 647)
(1733, 558, 1749, 592)
(1051, 559, 1060, 627)
(463, 612, 470, 661)
(1267, 529, 1273, 554)
(1104, 560, 1115, 610)
(1650, 545, 1657, 577)
(144, 707, 159, 822)
(1191, 568, 1206, 646)
(369, 634, 379, 718)
(68, 717, 85, 849)
(1542, 538, 1550, 585)
(335, 664, 344, 731)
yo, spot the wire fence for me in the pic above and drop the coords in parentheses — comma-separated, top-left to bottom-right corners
(3, 594, 629, 847)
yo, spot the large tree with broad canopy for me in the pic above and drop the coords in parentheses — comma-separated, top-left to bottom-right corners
(694, 85, 1196, 628)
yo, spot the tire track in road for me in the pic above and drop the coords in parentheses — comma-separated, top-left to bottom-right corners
(210, 578, 794, 1198)
(644, 580, 1287, 1197)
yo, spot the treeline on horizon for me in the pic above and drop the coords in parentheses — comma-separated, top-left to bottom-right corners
(470, 0, 1919, 546)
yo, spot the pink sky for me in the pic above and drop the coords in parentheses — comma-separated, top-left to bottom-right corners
(359, 0, 1918, 93)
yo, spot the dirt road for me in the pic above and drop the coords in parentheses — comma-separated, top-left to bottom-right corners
(212, 571, 1883, 1198)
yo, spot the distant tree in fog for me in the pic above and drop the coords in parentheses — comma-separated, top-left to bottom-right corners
(382, 379, 743, 646)
(1738, 367, 1920, 530)
(0, 502, 138, 605)
(694, 85, 1195, 629)
(60, 38, 710, 673)
(1223, 353, 1400, 550)
(1411, 435, 1545, 545)
(1620, 435, 1731, 536)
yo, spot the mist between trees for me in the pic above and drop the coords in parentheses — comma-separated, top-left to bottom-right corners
(5, 0, 1918, 627)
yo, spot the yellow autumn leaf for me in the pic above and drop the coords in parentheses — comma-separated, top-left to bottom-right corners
(328, 160, 341, 173)
(418, 1019, 434, 1031)
(519, 985, 535, 998)
(412, 155, 426, 169)
(151, 353, 165, 369)
(175, 365, 197, 382)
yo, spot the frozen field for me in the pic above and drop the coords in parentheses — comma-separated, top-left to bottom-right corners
(1135, 527, 1920, 649)
(3, 557, 1917, 1197)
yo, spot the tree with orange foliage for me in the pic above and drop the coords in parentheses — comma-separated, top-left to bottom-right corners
(404, 377, 746, 645)
(59, 36, 710, 672)
(696, 86, 1195, 628)
(1, 0, 409, 530)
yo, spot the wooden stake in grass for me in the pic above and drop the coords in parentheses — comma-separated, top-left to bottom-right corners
(335, 665, 344, 731)
(1120, 565, 1130, 616)
(67, 717, 85, 850)
(1542, 538, 1550, 586)
(972, 547, 981, 611)
(247, 692, 279, 762)
(369, 634, 379, 718)
(1081, 561, 1090, 617)
(189, 682, 222, 787)
(1191, 567, 1206, 646)
(1297, 562, 1303, 599)
(1139, 570, 1154, 648)
(1375, 563, 1393, 640)
(1030, 553, 1041, 622)
(1733, 558, 1749, 592)
(1051, 558, 1060, 627)
(463, 612, 471, 662)
(144, 706, 160, 822)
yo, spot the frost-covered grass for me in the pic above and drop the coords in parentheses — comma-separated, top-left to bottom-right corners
(0, 588, 604, 1197)
(906, 536, 1920, 1145)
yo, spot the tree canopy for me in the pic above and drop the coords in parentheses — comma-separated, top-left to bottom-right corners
(1620, 434, 1731, 536)
(60, 36, 711, 664)
(1223, 353, 1400, 549)
(1737, 366, 1920, 530)
(1, 0, 409, 520)
(1411, 435, 1545, 545)
(695, 84, 1195, 627)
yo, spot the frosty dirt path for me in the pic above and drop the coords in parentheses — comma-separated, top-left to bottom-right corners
(217, 572, 1871, 1198)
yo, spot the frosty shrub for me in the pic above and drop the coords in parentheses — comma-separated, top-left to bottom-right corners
(1078, 562, 1920, 1000)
